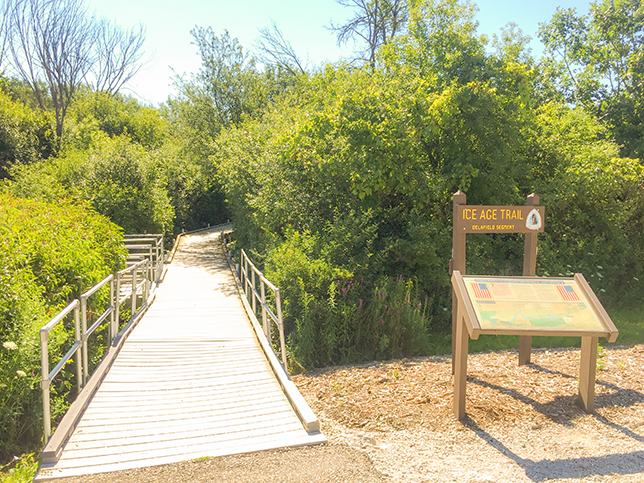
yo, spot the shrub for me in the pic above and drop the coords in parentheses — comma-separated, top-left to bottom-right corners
(10, 134, 175, 237)
(0, 194, 126, 460)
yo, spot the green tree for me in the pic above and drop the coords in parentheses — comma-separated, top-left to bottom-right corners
(171, 28, 267, 135)
(539, 0, 644, 158)
(65, 90, 167, 150)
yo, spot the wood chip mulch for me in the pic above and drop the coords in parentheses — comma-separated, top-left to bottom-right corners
(292, 345, 644, 435)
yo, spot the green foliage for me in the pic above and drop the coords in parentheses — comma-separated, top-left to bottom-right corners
(539, 0, 644, 158)
(525, 103, 644, 305)
(0, 194, 126, 460)
(0, 453, 38, 482)
(66, 90, 168, 150)
(157, 142, 228, 232)
(0, 87, 54, 178)
(262, 230, 434, 367)
(11, 134, 175, 236)
(213, 0, 644, 369)
(1, 80, 229, 236)
(169, 28, 271, 139)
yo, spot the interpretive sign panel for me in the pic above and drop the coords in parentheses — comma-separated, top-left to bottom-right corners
(450, 270, 618, 420)
(455, 205, 545, 233)
(463, 276, 606, 334)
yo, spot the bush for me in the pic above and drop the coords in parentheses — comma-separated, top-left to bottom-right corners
(0, 87, 54, 179)
(262, 229, 436, 368)
(0, 194, 126, 460)
(10, 134, 175, 237)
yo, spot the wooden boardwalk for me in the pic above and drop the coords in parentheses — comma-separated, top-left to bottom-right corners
(36, 231, 325, 480)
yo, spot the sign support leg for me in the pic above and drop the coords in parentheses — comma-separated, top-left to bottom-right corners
(451, 191, 467, 375)
(518, 336, 533, 365)
(453, 308, 469, 420)
(520, 193, 540, 365)
(579, 336, 598, 413)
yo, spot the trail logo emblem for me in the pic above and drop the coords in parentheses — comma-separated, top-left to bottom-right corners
(526, 208, 542, 231)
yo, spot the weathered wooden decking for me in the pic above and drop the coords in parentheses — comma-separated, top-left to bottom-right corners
(36, 231, 325, 480)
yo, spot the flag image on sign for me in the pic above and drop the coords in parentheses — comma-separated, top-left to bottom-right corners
(472, 283, 492, 299)
(557, 285, 580, 301)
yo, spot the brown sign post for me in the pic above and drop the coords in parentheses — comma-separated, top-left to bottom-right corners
(450, 192, 545, 372)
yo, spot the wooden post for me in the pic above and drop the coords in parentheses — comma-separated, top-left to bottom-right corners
(453, 306, 469, 420)
(579, 336, 598, 413)
(519, 193, 539, 365)
(451, 191, 467, 374)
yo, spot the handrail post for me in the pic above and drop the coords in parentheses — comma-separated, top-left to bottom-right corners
(144, 260, 149, 302)
(148, 245, 154, 283)
(109, 275, 115, 343)
(261, 281, 268, 339)
(40, 329, 51, 442)
(132, 265, 138, 317)
(244, 253, 250, 303)
(251, 269, 257, 315)
(156, 236, 164, 282)
(115, 271, 121, 342)
(74, 304, 81, 392)
(240, 251, 245, 296)
(244, 252, 248, 302)
(276, 288, 287, 371)
(80, 295, 89, 386)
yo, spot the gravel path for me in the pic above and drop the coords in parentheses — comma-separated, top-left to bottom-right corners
(53, 344, 644, 482)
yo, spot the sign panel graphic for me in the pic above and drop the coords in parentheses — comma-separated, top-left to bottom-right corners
(462, 276, 605, 333)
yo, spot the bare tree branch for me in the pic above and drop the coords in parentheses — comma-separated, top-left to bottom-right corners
(8, 0, 95, 136)
(255, 20, 306, 75)
(5, 0, 146, 138)
(0, 0, 11, 69)
(329, 0, 408, 69)
(91, 19, 146, 93)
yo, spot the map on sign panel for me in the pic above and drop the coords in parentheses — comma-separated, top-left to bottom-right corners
(462, 276, 605, 333)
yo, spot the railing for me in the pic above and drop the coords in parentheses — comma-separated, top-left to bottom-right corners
(123, 234, 164, 283)
(40, 249, 155, 442)
(238, 249, 288, 371)
(40, 301, 82, 440)
(80, 275, 115, 385)
(115, 260, 149, 328)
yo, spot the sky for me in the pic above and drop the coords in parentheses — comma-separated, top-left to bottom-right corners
(83, 0, 592, 106)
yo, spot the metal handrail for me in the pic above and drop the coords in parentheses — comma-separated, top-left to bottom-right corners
(123, 234, 164, 284)
(40, 300, 82, 441)
(115, 259, 149, 331)
(80, 275, 115, 385)
(239, 249, 287, 371)
(40, 258, 154, 443)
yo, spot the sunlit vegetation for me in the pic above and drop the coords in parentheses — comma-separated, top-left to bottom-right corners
(1, 0, 643, 473)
